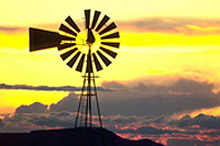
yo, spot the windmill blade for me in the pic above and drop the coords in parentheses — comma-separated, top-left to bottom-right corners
(76, 54, 85, 72)
(29, 28, 61, 52)
(58, 43, 76, 51)
(86, 54, 93, 73)
(95, 15, 110, 32)
(100, 47, 117, 58)
(84, 9, 90, 29)
(60, 48, 78, 60)
(60, 35, 75, 41)
(92, 53, 103, 71)
(101, 32, 119, 40)
(67, 52, 81, 68)
(65, 16, 80, 33)
(99, 22, 117, 35)
(97, 50, 111, 66)
(101, 42, 120, 48)
(59, 24, 77, 36)
(91, 11, 101, 29)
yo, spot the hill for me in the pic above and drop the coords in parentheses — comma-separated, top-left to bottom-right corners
(0, 127, 164, 146)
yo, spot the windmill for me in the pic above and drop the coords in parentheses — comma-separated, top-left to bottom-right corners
(29, 9, 120, 145)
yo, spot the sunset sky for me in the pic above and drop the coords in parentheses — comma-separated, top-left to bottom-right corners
(1, 0, 220, 145)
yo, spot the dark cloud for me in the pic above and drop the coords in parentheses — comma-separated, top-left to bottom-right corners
(1, 112, 220, 145)
(167, 139, 220, 146)
(170, 79, 214, 96)
(102, 81, 127, 90)
(170, 114, 220, 130)
(0, 83, 110, 92)
(27, 112, 74, 128)
(96, 79, 220, 116)
(0, 119, 3, 127)
(104, 115, 140, 124)
(15, 102, 48, 113)
(13, 93, 80, 113)
(117, 126, 180, 135)
(49, 93, 78, 112)
(0, 112, 74, 132)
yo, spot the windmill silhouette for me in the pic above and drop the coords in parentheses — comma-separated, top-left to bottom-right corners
(29, 9, 120, 146)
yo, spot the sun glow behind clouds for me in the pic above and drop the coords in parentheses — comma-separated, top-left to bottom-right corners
(0, 90, 68, 114)
(189, 106, 220, 117)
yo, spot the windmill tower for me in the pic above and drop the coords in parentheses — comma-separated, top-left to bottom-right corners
(29, 9, 120, 145)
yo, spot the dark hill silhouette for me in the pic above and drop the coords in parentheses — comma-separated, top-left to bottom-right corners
(0, 128, 164, 146)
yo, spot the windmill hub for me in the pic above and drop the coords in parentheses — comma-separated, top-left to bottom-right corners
(74, 29, 101, 54)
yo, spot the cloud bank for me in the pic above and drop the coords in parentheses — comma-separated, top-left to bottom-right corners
(1, 78, 220, 145)
(12, 78, 220, 116)
(119, 17, 220, 35)
(1, 17, 220, 35)
(7, 78, 220, 117)
(0, 83, 110, 92)
(1, 112, 220, 146)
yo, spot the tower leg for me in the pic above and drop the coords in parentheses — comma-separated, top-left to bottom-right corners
(75, 77, 86, 128)
(92, 75, 103, 128)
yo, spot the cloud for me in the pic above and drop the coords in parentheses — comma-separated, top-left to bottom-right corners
(167, 139, 220, 146)
(116, 125, 179, 135)
(96, 79, 220, 116)
(119, 17, 220, 35)
(102, 81, 127, 90)
(1, 112, 220, 145)
(1, 78, 220, 145)
(0, 83, 110, 92)
(9, 78, 220, 117)
(0, 112, 75, 132)
(170, 79, 214, 96)
(170, 114, 220, 130)
(2, 17, 220, 36)
(0, 24, 57, 34)
(27, 112, 74, 128)
(0, 26, 27, 34)
(15, 102, 48, 113)
(49, 93, 78, 112)
(0, 119, 3, 127)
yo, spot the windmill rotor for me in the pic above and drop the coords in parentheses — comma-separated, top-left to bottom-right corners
(29, 9, 120, 73)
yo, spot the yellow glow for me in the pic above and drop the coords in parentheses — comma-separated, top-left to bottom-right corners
(0, 107, 15, 114)
(190, 106, 220, 117)
(187, 25, 220, 32)
(0, 89, 68, 113)
(0, 33, 27, 49)
(1, 31, 220, 88)
(121, 32, 220, 47)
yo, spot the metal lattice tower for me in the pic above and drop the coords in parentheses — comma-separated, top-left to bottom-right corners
(74, 47, 103, 128)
